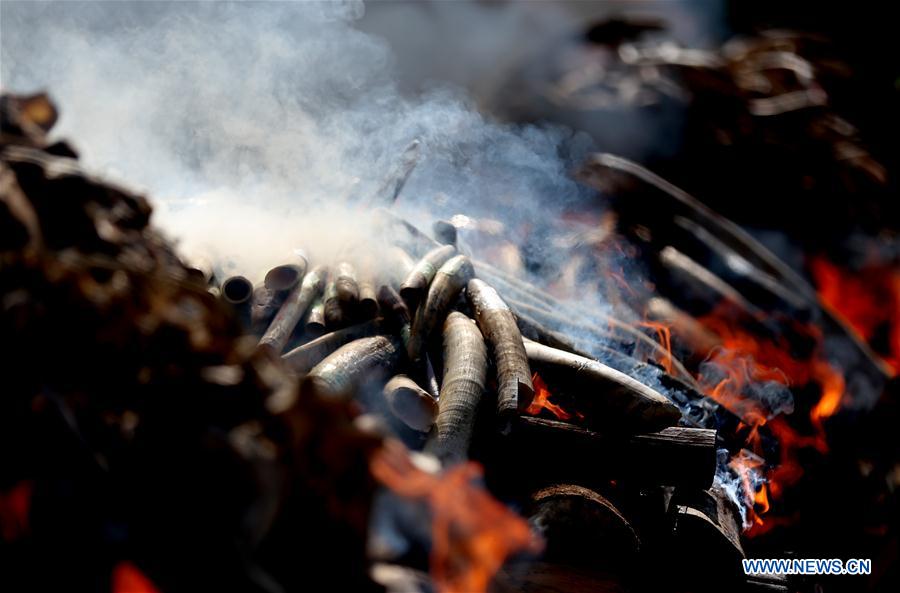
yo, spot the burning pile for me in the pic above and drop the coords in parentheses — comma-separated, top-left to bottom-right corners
(184, 150, 856, 591)
(2, 83, 896, 593)
(0, 93, 541, 593)
(203, 213, 756, 590)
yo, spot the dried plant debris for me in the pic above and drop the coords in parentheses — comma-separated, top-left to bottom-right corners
(0, 93, 385, 592)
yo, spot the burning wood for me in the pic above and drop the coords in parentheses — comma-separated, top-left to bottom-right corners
(6, 71, 889, 592)
(512, 417, 717, 489)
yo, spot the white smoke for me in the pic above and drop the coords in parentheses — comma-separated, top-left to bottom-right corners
(1, 0, 591, 280)
(3, 0, 773, 525)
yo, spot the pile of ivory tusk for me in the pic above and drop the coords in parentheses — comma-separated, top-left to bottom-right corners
(207, 222, 682, 466)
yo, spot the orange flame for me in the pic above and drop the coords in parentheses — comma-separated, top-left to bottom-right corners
(699, 305, 846, 442)
(810, 257, 900, 375)
(755, 482, 770, 514)
(809, 358, 845, 435)
(370, 440, 541, 593)
(698, 346, 782, 428)
(112, 562, 161, 593)
(692, 303, 850, 530)
(638, 320, 675, 374)
(525, 373, 584, 421)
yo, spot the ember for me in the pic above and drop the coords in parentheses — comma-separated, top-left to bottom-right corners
(525, 372, 583, 422)
(637, 320, 675, 375)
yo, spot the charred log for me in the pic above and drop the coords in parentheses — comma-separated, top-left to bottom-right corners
(670, 485, 746, 584)
(510, 416, 716, 490)
(528, 484, 639, 568)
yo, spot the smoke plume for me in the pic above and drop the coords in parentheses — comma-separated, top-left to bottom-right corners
(1, 0, 592, 280)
